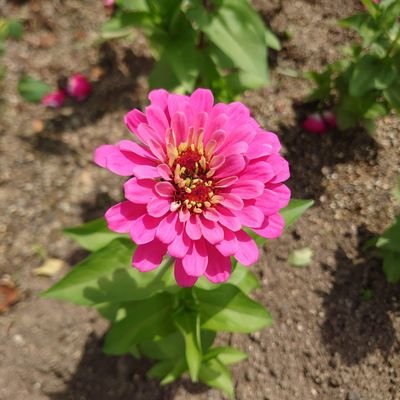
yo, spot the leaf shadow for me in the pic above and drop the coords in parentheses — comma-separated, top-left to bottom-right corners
(320, 231, 400, 365)
(81, 267, 173, 306)
(47, 332, 175, 400)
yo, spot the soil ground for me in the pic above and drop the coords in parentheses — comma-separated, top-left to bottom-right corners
(1, 1, 400, 399)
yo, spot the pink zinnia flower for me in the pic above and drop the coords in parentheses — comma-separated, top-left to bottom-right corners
(94, 89, 291, 287)
(41, 89, 65, 108)
(67, 74, 92, 101)
(302, 113, 327, 134)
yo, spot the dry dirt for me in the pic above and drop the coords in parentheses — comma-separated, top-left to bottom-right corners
(1, 1, 400, 399)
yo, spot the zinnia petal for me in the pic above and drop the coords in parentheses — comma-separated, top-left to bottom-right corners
(132, 240, 167, 272)
(204, 243, 231, 283)
(182, 239, 208, 277)
(174, 259, 198, 287)
(234, 230, 259, 266)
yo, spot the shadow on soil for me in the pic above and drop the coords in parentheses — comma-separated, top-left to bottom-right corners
(48, 333, 207, 400)
(278, 105, 379, 201)
(24, 42, 153, 156)
(320, 232, 400, 365)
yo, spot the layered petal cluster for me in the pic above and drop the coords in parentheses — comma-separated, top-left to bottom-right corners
(95, 89, 290, 286)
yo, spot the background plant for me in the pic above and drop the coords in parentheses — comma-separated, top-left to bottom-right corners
(0, 18, 23, 84)
(306, 0, 400, 132)
(43, 199, 312, 398)
(102, 0, 280, 101)
(366, 178, 400, 283)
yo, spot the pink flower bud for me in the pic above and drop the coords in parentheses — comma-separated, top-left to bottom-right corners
(41, 89, 65, 108)
(67, 74, 92, 102)
(302, 113, 327, 134)
(322, 110, 337, 129)
(104, 0, 115, 7)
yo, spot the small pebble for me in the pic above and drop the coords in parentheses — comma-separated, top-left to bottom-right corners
(347, 391, 361, 400)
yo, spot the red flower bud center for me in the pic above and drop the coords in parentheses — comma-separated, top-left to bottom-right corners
(169, 145, 218, 214)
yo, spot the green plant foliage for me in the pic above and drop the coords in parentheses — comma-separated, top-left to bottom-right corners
(280, 199, 314, 228)
(0, 18, 23, 41)
(18, 75, 51, 103)
(174, 310, 202, 381)
(42, 238, 176, 305)
(203, 346, 247, 365)
(44, 193, 311, 397)
(369, 216, 400, 283)
(63, 218, 126, 252)
(196, 284, 272, 332)
(102, 0, 279, 100)
(199, 357, 234, 399)
(307, 1, 400, 131)
(0, 18, 23, 84)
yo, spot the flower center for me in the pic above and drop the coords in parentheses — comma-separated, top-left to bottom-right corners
(168, 142, 218, 214)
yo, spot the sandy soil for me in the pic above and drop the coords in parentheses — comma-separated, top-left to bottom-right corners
(1, 1, 400, 399)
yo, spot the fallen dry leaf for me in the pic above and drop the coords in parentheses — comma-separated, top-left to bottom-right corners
(0, 275, 21, 314)
(31, 119, 45, 134)
(90, 66, 105, 81)
(33, 258, 65, 277)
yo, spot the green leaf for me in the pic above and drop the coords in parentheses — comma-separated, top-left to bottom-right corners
(349, 55, 396, 96)
(159, 21, 200, 92)
(182, 0, 210, 29)
(363, 101, 388, 119)
(148, 358, 186, 384)
(43, 238, 175, 305)
(0, 19, 8, 41)
(204, 346, 247, 365)
(7, 19, 23, 40)
(383, 251, 400, 283)
(384, 81, 400, 112)
(196, 262, 259, 295)
(228, 262, 259, 294)
(340, 14, 371, 32)
(195, 284, 272, 333)
(288, 247, 313, 267)
(42, 238, 133, 304)
(264, 29, 281, 51)
(375, 216, 400, 253)
(361, 0, 379, 17)
(116, 0, 149, 12)
(202, 0, 269, 88)
(199, 358, 234, 400)
(103, 292, 175, 354)
(18, 75, 51, 103)
(63, 218, 126, 252)
(335, 92, 377, 130)
(280, 199, 314, 229)
(95, 301, 123, 322)
(141, 329, 215, 361)
(174, 311, 202, 381)
(100, 17, 135, 40)
(0, 18, 23, 40)
(305, 69, 332, 102)
(140, 331, 184, 360)
(149, 53, 182, 92)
